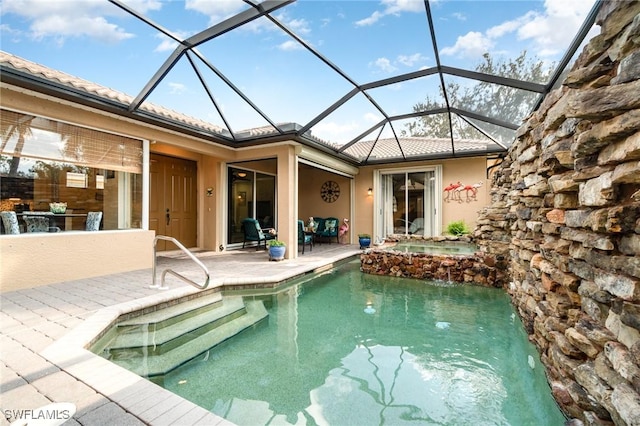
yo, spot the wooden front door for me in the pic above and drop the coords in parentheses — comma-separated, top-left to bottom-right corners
(150, 154, 197, 251)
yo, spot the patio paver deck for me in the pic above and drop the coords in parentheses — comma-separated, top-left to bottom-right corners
(0, 243, 361, 425)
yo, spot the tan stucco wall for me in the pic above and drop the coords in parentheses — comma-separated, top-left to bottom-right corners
(298, 166, 352, 228)
(440, 157, 490, 231)
(0, 230, 155, 292)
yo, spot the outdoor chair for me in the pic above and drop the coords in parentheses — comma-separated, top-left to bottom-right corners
(23, 215, 60, 233)
(298, 219, 313, 254)
(0, 211, 20, 234)
(314, 216, 339, 244)
(86, 211, 103, 231)
(241, 217, 276, 250)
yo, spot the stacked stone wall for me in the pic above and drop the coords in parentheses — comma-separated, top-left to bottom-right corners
(474, 2, 640, 424)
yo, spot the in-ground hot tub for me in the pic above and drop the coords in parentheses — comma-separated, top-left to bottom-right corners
(362, 236, 505, 287)
(388, 239, 478, 255)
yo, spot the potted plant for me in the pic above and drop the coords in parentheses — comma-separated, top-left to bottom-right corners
(358, 233, 371, 249)
(268, 240, 286, 261)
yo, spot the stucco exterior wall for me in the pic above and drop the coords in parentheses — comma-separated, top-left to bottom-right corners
(0, 230, 155, 291)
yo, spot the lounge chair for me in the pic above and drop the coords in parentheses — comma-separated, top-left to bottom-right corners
(241, 217, 276, 250)
(298, 220, 313, 254)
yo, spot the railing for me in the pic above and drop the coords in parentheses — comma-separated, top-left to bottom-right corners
(151, 235, 210, 290)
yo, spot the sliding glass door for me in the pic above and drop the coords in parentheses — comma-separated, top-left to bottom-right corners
(227, 167, 276, 245)
(377, 168, 439, 239)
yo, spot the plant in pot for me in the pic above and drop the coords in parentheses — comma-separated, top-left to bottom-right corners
(268, 240, 286, 261)
(358, 234, 371, 249)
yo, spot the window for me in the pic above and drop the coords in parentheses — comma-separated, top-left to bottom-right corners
(1, 109, 143, 233)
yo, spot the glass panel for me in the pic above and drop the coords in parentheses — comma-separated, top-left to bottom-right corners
(309, 92, 384, 147)
(444, 75, 538, 128)
(195, 15, 353, 136)
(228, 168, 254, 244)
(227, 167, 276, 245)
(295, 0, 435, 81)
(1, 111, 143, 233)
(364, 74, 445, 118)
(430, 0, 597, 84)
(255, 173, 275, 231)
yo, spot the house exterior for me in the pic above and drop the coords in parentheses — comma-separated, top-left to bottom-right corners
(1, 52, 493, 291)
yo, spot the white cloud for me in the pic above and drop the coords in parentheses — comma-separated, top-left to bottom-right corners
(356, 0, 424, 27)
(372, 57, 397, 73)
(440, 32, 493, 59)
(440, 0, 595, 59)
(0, 0, 146, 44)
(278, 40, 303, 51)
(185, 0, 246, 24)
(312, 120, 362, 143)
(452, 12, 466, 22)
(397, 53, 427, 67)
(355, 11, 384, 27)
(168, 82, 187, 95)
(154, 31, 191, 53)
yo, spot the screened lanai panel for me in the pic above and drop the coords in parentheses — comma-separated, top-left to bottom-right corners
(53, 4, 171, 98)
(460, 115, 517, 148)
(141, 54, 231, 134)
(294, 0, 435, 82)
(310, 92, 386, 147)
(193, 16, 355, 133)
(444, 74, 539, 129)
(430, 0, 597, 84)
(364, 74, 445, 119)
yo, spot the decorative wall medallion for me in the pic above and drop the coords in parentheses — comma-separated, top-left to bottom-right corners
(320, 180, 340, 203)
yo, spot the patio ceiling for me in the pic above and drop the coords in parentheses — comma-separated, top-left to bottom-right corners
(0, 0, 602, 165)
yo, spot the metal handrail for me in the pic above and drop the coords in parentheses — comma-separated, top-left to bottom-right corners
(151, 235, 210, 290)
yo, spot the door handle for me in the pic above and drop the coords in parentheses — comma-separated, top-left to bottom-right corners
(166, 208, 170, 226)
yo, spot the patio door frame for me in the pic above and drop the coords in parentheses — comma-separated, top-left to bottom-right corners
(225, 165, 277, 248)
(373, 165, 442, 241)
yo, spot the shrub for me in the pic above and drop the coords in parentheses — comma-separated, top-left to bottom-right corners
(358, 234, 371, 238)
(446, 220, 469, 236)
(268, 240, 286, 247)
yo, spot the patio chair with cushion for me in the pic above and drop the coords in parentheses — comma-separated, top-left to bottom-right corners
(0, 211, 20, 234)
(298, 219, 313, 254)
(86, 211, 103, 231)
(241, 217, 276, 250)
(314, 216, 339, 244)
(23, 215, 60, 233)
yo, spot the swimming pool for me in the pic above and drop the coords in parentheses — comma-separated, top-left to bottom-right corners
(129, 260, 565, 425)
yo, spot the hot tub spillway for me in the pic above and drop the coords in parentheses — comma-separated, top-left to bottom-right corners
(98, 294, 268, 377)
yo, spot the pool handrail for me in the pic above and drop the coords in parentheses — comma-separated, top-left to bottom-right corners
(151, 235, 210, 290)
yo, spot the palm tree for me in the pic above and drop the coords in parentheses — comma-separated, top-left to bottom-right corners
(1, 112, 35, 176)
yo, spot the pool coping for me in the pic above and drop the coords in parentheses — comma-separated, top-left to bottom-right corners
(38, 249, 360, 425)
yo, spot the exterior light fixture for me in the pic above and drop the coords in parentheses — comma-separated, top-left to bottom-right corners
(367, 188, 372, 196)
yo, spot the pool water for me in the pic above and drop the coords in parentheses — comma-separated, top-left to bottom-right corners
(389, 241, 478, 255)
(154, 260, 565, 426)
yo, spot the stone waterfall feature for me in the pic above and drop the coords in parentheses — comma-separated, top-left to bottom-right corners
(474, 1, 640, 425)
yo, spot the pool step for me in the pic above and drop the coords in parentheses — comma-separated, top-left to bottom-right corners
(105, 298, 268, 377)
(117, 292, 224, 332)
(108, 296, 247, 354)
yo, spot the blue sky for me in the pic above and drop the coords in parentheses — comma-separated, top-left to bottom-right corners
(1, 0, 597, 145)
